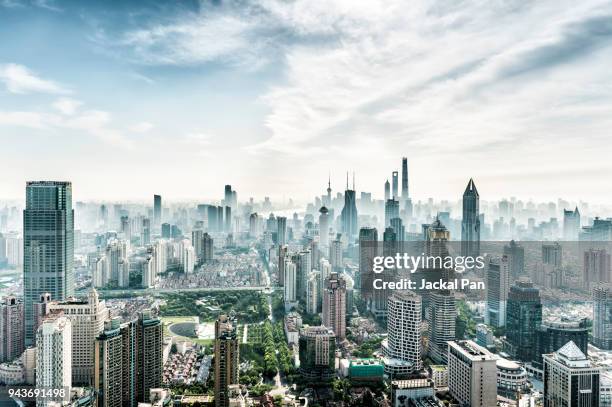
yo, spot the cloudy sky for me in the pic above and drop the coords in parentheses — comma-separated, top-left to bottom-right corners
(1, 0, 612, 203)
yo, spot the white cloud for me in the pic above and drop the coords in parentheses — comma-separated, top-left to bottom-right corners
(52, 97, 82, 115)
(0, 63, 69, 94)
(129, 121, 154, 133)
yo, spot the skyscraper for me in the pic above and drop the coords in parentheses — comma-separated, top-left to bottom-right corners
(563, 207, 580, 240)
(447, 340, 497, 407)
(0, 296, 24, 362)
(277, 216, 287, 246)
(486, 255, 510, 328)
(318, 207, 330, 250)
(505, 279, 542, 362)
(533, 319, 589, 370)
(36, 315, 72, 406)
(543, 341, 600, 407)
(202, 232, 214, 263)
(461, 178, 480, 258)
(135, 310, 163, 402)
(153, 194, 161, 228)
(215, 314, 239, 407)
(358, 227, 378, 298)
(322, 272, 347, 340)
(24, 181, 74, 346)
(95, 318, 124, 407)
(384, 199, 400, 227)
(401, 157, 409, 200)
(383, 291, 422, 378)
(384, 179, 390, 201)
(391, 171, 399, 199)
(584, 248, 611, 289)
(341, 177, 358, 241)
(504, 240, 525, 280)
(428, 290, 456, 364)
(593, 284, 612, 350)
(284, 260, 297, 306)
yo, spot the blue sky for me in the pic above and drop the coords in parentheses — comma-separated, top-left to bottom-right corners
(1, 0, 612, 203)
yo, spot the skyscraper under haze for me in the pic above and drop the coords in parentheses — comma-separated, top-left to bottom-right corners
(24, 181, 74, 346)
(391, 171, 399, 199)
(153, 194, 161, 228)
(461, 178, 480, 258)
(341, 178, 358, 241)
(401, 157, 409, 200)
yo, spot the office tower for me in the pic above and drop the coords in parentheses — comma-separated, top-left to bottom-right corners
(542, 242, 563, 266)
(135, 311, 163, 402)
(428, 290, 456, 364)
(383, 291, 422, 378)
(384, 180, 390, 201)
(161, 222, 171, 238)
(224, 206, 232, 233)
(543, 341, 600, 407)
(284, 260, 297, 305)
(142, 217, 151, 245)
(277, 216, 287, 246)
(341, 179, 358, 241)
(46, 289, 109, 385)
(217, 206, 224, 232)
(593, 284, 612, 350)
(318, 207, 330, 250)
(534, 319, 589, 369)
(447, 340, 497, 407)
(0, 296, 24, 362)
(215, 314, 239, 407)
(505, 279, 542, 362)
(460, 178, 480, 258)
(192, 228, 204, 262)
(306, 272, 319, 314)
(153, 194, 161, 228)
(329, 239, 343, 272)
(584, 248, 611, 288)
(24, 181, 74, 347)
(563, 207, 581, 240)
(224, 184, 233, 208)
(294, 250, 312, 300)
(486, 255, 510, 328)
(32, 292, 52, 340)
(36, 315, 72, 406)
(391, 171, 399, 199)
(384, 199, 400, 227)
(390, 218, 405, 242)
(249, 213, 259, 238)
(358, 227, 378, 297)
(202, 232, 214, 263)
(504, 240, 525, 280)
(298, 326, 336, 381)
(322, 272, 347, 340)
(118, 258, 130, 288)
(182, 243, 195, 274)
(95, 318, 124, 407)
(401, 157, 409, 200)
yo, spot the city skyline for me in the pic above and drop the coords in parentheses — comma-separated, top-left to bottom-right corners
(1, 1, 612, 202)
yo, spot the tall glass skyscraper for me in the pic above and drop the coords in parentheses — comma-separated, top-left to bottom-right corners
(461, 178, 480, 258)
(23, 181, 74, 346)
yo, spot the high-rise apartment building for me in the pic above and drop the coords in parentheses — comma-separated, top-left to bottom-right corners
(318, 207, 330, 250)
(95, 317, 124, 407)
(428, 290, 456, 364)
(563, 207, 581, 241)
(461, 178, 480, 258)
(383, 291, 422, 378)
(214, 314, 239, 407)
(0, 296, 24, 362)
(447, 340, 497, 407)
(277, 216, 287, 246)
(36, 315, 72, 406)
(384, 199, 400, 227)
(24, 181, 74, 347)
(543, 341, 600, 407)
(358, 227, 378, 297)
(504, 240, 525, 280)
(322, 272, 347, 340)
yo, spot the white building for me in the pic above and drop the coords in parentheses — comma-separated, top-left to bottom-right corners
(383, 291, 422, 378)
(47, 289, 109, 386)
(36, 315, 72, 406)
(447, 340, 497, 407)
(306, 272, 319, 314)
(284, 260, 298, 307)
(543, 341, 600, 407)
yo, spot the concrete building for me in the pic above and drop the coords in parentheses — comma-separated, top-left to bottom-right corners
(383, 291, 422, 378)
(593, 284, 612, 350)
(36, 315, 72, 406)
(447, 340, 497, 407)
(214, 314, 239, 407)
(322, 272, 347, 340)
(0, 296, 24, 362)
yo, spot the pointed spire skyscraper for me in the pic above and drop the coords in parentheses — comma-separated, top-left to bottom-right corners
(461, 178, 480, 258)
